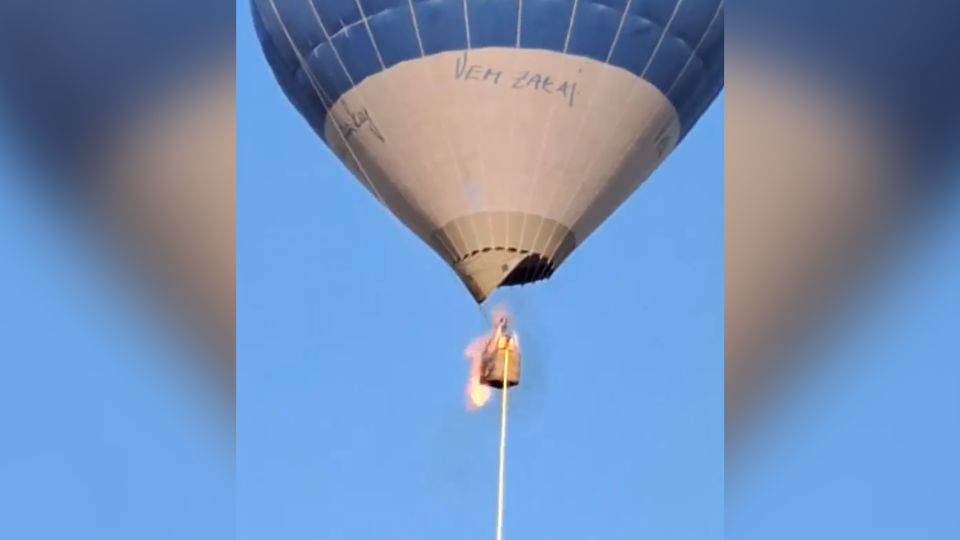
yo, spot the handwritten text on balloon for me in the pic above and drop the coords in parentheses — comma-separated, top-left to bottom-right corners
(454, 52, 579, 108)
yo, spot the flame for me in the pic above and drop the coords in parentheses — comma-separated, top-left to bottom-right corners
(463, 305, 519, 411)
(466, 355, 492, 410)
(464, 333, 492, 410)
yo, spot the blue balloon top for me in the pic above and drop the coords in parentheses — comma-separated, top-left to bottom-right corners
(253, 0, 723, 142)
(734, 0, 960, 177)
(0, 1, 234, 173)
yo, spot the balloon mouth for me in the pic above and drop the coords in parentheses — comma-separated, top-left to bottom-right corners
(453, 249, 561, 304)
(430, 211, 576, 303)
(501, 253, 557, 286)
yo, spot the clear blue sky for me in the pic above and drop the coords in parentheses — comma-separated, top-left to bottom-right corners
(727, 181, 960, 539)
(236, 4, 723, 539)
(0, 113, 232, 537)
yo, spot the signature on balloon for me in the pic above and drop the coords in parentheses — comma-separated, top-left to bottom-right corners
(337, 102, 385, 143)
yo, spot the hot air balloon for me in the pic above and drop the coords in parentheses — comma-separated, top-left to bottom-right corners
(251, 0, 723, 303)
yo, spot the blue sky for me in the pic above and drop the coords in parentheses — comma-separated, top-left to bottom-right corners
(237, 4, 723, 539)
(0, 112, 232, 538)
(727, 180, 960, 539)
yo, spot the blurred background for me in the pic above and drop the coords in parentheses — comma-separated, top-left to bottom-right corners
(726, 1, 960, 538)
(2, 1, 959, 539)
(0, 2, 234, 539)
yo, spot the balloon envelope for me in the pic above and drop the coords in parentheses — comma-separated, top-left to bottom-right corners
(252, 0, 723, 302)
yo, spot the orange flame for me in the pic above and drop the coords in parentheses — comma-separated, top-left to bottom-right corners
(464, 333, 492, 410)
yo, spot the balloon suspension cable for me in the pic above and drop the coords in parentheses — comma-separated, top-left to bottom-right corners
(477, 303, 490, 325)
(495, 348, 510, 540)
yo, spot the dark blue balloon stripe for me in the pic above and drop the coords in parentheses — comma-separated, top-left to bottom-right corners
(0, 0, 234, 170)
